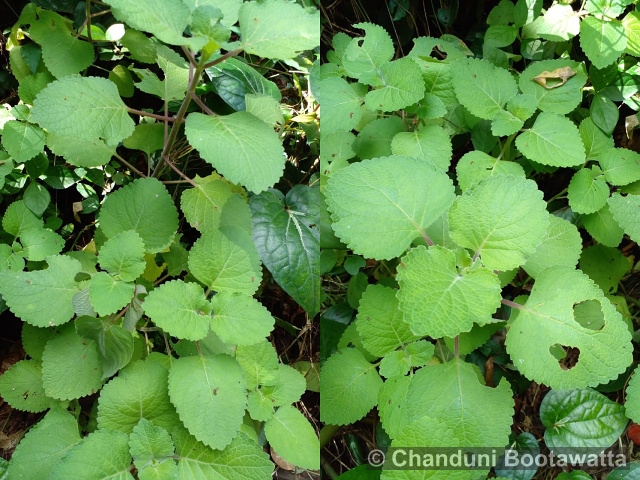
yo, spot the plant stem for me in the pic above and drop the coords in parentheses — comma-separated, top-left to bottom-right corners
(546, 187, 568, 204)
(113, 153, 146, 177)
(203, 48, 243, 69)
(85, 1, 92, 43)
(501, 298, 523, 309)
(126, 107, 182, 123)
(321, 456, 339, 479)
(497, 133, 516, 161)
(190, 92, 216, 116)
(162, 156, 198, 187)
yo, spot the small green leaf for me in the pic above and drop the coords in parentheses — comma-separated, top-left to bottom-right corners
(364, 58, 425, 111)
(522, 216, 582, 278)
(599, 148, 640, 186)
(129, 418, 176, 474)
(188, 226, 262, 294)
(608, 193, 640, 243)
(122, 123, 165, 155)
(581, 117, 615, 160)
(583, 204, 625, 247)
(623, 11, 640, 56)
(6, 407, 81, 480)
(580, 16, 626, 69)
(211, 291, 274, 345)
(390, 124, 452, 172)
(250, 185, 319, 316)
(516, 112, 586, 167)
(98, 230, 146, 282)
(239, 0, 319, 60)
(89, 272, 135, 316)
(23, 181, 51, 217)
(98, 358, 180, 434)
(1, 120, 46, 162)
(342, 23, 394, 81)
(325, 156, 455, 260)
(450, 57, 518, 120)
(186, 111, 285, 193)
(75, 316, 134, 379)
(132, 46, 189, 101)
(21, 227, 64, 262)
(168, 354, 247, 450)
(0, 359, 50, 412)
(397, 246, 502, 338)
(265, 405, 320, 470)
(0, 255, 80, 327)
(456, 151, 525, 191)
(352, 117, 403, 160)
(236, 341, 279, 389)
(590, 93, 619, 136)
(568, 167, 610, 214)
(320, 348, 383, 425)
(540, 388, 628, 453)
(31, 76, 135, 146)
(2, 199, 43, 236)
(449, 175, 549, 271)
(99, 177, 179, 254)
(42, 323, 103, 400)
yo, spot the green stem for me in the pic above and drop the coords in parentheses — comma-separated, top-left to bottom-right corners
(203, 48, 243, 70)
(151, 53, 209, 178)
(497, 133, 516, 161)
(85, 0, 92, 43)
(501, 298, 523, 309)
(319, 424, 342, 449)
(114, 153, 146, 178)
(546, 187, 568, 204)
(321, 456, 339, 479)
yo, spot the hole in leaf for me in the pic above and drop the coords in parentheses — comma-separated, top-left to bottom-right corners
(549, 344, 580, 370)
(573, 299, 605, 331)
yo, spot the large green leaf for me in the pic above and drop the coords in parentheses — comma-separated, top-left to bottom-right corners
(505, 267, 633, 389)
(342, 22, 394, 81)
(249, 185, 319, 316)
(46, 134, 116, 167)
(97, 230, 146, 282)
(99, 177, 179, 253)
(516, 112, 586, 167)
(325, 156, 455, 260)
(567, 167, 610, 214)
(0, 255, 80, 327)
(319, 77, 363, 134)
(264, 405, 320, 471)
(397, 246, 502, 337)
(519, 59, 587, 114)
(31, 76, 135, 146)
(390, 124, 452, 172)
(580, 16, 627, 69)
(185, 111, 285, 193)
(168, 354, 247, 450)
(211, 291, 275, 346)
(239, 0, 319, 60)
(364, 58, 425, 111)
(448, 175, 549, 271)
(599, 147, 640, 186)
(522, 216, 582, 278)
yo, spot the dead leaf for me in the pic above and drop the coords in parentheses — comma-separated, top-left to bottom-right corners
(532, 66, 576, 90)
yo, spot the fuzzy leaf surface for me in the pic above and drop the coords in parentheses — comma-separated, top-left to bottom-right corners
(319, 77, 362, 134)
(456, 151, 525, 191)
(98, 230, 146, 282)
(325, 156, 455, 260)
(264, 405, 320, 471)
(580, 16, 626, 69)
(364, 58, 425, 111)
(608, 193, 640, 243)
(449, 175, 549, 271)
(505, 267, 633, 389)
(89, 272, 135, 316)
(390, 124, 452, 172)
(568, 167, 610, 214)
(342, 22, 394, 80)
(129, 419, 176, 476)
(0, 359, 50, 412)
(46, 134, 116, 167)
(599, 147, 640, 186)
(1, 120, 45, 162)
(210, 292, 274, 346)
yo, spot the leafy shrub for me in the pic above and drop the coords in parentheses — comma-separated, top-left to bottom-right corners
(0, 0, 320, 477)
(320, 1, 640, 478)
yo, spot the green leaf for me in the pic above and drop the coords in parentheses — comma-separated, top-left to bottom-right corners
(505, 267, 633, 389)
(249, 185, 320, 316)
(122, 123, 164, 156)
(590, 93, 619, 135)
(98, 230, 146, 282)
(0, 255, 80, 327)
(204, 57, 282, 112)
(211, 291, 274, 345)
(379, 340, 434, 378)
(185, 111, 285, 193)
(568, 167, 610, 214)
(129, 419, 176, 477)
(245, 93, 284, 126)
(236, 341, 279, 389)
(0, 359, 50, 412)
(265, 405, 319, 470)
(363, 58, 425, 111)
(608, 193, 640, 243)
(491, 109, 525, 137)
(580, 117, 615, 160)
(239, 0, 319, 60)
(342, 23, 394, 81)
(355, 284, 420, 358)
(173, 427, 273, 479)
(109, 64, 134, 98)
(449, 175, 549, 271)
(599, 148, 640, 186)
(188, 226, 262, 294)
(540, 388, 628, 453)
(624, 370, 640, 424)
(28, 10, 94, 78)
(75, 316, 134, 380)
(623, 11, 640, 56)
(104, 0, 189, 45)
(49, 429, 133, 479)
(579, 244, 630, 294)
(23, 181, 50, 217)
(390, 124, 452, 172)
(131, 46, 189, 101)
(99, 177, 179, 253)
(270, 364, 307, 405)
(522, 216, 582, 278)
(609, 462, 640, 479)
(580, 17, 626, 70)
(319, 77, 363, 134)
(143, 280, 212, 341)
(325, 156, 455, 260)
(352, 117, 403, 160)
(1, 120, 45, 162)
(400, 359, 514, 449)
(397, 246, 502, 338)
(168, 354, 247, 450)
(516, 112, 586, 167)
(2, 199, 43, 236)
(89, 272, 135, 316)
(450, 57, 518, 120)
(519, 59, 587, 114)
(98, 358, 180, 434)
(21, 323, 56, 362)
(31, 76, 135, 146)
(42, 323, 103, 400)
(456, 151, 525, 191)
(6, 407, 81, 480)
(21, 227, 64, 262)
(536, 4, 580, 41)
(320, 348, 383, 425)
(583, 204, 625, 247)
(46, 133, 116, 167)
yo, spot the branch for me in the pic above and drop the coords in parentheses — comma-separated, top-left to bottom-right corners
(127, 107, 183, 123)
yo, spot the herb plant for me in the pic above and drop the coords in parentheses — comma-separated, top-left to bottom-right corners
(0, 0, 320, 477)
(320, 0, 640, 478)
